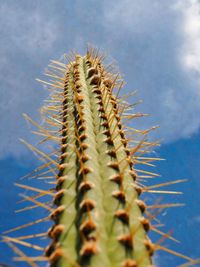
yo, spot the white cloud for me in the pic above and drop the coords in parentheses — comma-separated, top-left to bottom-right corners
(176, 0, 200, 75)
(0, 3, 58, 53)
(0, 3, 59, 159)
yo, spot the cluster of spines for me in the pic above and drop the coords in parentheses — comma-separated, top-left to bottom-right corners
(2, 47, 199, 267)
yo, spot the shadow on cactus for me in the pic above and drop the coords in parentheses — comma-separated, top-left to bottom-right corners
(2, 47, 199, 267)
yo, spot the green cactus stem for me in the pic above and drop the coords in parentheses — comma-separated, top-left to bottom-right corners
(2, 48, 196, 267)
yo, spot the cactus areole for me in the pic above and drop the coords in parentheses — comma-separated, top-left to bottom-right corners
(3, 48, 194, 267)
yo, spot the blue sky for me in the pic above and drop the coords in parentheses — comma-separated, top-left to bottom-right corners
(0, 0, 200, 266)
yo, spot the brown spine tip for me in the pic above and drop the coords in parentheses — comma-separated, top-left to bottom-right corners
(56, 176, 67, 190)
(48, 226, 54, 238)
(95, 94, 102, 100)
(63, 103, 68, 110)
(102, 129, 111, 137)
(45, 242, 56, 257)
(118, 123, 122, 130)
(134, 185, 143, 196)
(90, 75, 101, 85)
(115, 210, 129, 225)
(73, 62, 79, 68)
(129, 170, 137, 181)
(107, 162, 120, 171)
(49, 248, 64, 264)
(62, 116, 67, 123)
(98, 106, 105, 113)
(100, 114, 107, 120)
(76, 94, 84, 104)
(80, 240, 97, 257)
(74, 69, 80, 76)
(119, 130, 125, 139)
(50, 205, 65, 222)
(79, 133, 88, 142)
(77, 118, 86, 127)
(76, 88, 81, 93)
(51, 224, 65, 240)
(53, 189, 66, 205)
(80, 219, 96, 235)
(103, 79, 113, 88)
(118, 234, 133, 250)
(60, 144, 67, 153)
(85, 59, 92, 67)
(79, 181, 94, 193)
(104, 137, 114, 146)
(61, 128, 67, 135)
(59, 163, 68, 171)
(144, 240, 155, 256)
(80, 153, 90, 163)
(74, 76, 80, 82)
(97, 99, 103, 106)
(107, 149, 117, 158)
(87, 67, 98, 78)
(140, 217, 150, 232)
(115, 114, 121, 122)
(48, 224, 65, 241)
(112, 190, 126, 203)
(61, 121, 68, 129)
(121, 138, 128, 146)
(92, 88, 101, 94)
(74, 73, 80, 79)
(109, 174, 123, 185)
(136, 200, 146, 213)
(79, 166, 93, 176)
(80, 143, 89, 150)
(62, 97, 68, 105)
(80, 199, 96, 213)
(76, 81, 82, 89)
(59, 152, 68, 160)
(112, 102, 118, 109)
(101, 121, 109, 128)
(78, 125, 86, 133)
(122, 259, 137, 267)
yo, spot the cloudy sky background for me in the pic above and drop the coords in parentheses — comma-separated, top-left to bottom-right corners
(0, 0, 200, 266)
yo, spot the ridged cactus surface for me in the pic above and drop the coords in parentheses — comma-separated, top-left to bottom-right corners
(47, 54, 152, 267)
(3, 48, 197, 267)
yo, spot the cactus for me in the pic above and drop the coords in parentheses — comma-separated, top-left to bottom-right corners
(3, 47, 198, 267)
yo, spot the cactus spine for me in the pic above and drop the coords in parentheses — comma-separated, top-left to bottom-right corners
(3, 48, 196, 267)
